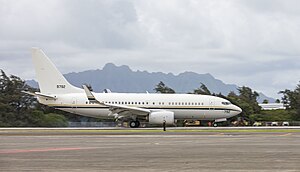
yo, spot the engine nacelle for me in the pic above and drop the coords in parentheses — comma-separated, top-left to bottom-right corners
(149, 111, 175, 125)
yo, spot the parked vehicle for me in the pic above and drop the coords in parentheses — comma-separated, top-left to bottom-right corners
(184, 120, 201, 127)
(282, 121, 289, 126)
(253, 122, 262, 126)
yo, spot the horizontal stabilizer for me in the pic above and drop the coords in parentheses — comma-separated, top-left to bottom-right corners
(21, 91, 57, 100)
(21, 91, 36, 96)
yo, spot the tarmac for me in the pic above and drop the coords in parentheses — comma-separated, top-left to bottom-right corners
(1, 127, 300, 172)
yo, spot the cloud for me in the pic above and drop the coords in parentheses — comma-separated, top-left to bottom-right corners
(0, 0, 300, 98)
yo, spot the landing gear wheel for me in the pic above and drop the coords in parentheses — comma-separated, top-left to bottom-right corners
(129, 121, 140, 128)
(135, 121, 140, 128)
(129, 121, 136, 128)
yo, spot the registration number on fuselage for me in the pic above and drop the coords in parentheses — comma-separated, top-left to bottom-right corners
(57, 84, 66, 88)
(224, 110, 230, 113)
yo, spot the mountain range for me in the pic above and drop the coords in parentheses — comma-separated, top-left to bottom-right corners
(26, 63, 275, 103)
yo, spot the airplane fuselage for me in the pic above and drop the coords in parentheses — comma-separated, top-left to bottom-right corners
(38, 92, 241, 120)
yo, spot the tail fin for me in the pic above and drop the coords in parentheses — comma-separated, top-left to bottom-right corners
(31, 47, 82, 94)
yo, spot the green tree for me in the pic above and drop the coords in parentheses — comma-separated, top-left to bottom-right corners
(250, 109, 292, 122)
(227, 86, 260, 121)
(154, 81, 175, 93)
(41, 113, 68, 127)
(0, 70, 68, 127)
(0, 70, 37, 126)
(238, 86, 260, 113)
(192, 83, 211, 95)
(279, 82, 300, 120)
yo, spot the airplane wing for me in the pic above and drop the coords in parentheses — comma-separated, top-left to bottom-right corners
(104, 102, 150, 116)
(82, 85, 150, 118)
(22, 91, 57, 100)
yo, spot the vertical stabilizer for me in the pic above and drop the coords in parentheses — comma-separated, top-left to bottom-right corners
(31, 48, 82, 94)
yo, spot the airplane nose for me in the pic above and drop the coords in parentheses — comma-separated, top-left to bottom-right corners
(234, 105, 242, 114)
(236, 106, 243, 113)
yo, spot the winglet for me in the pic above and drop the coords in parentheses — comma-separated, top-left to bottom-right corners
(82, 85, 101, 104)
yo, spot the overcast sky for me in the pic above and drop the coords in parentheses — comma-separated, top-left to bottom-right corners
(1, 0, 300, 98)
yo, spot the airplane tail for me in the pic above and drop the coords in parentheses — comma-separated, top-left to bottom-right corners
(31, 47, 83, 94)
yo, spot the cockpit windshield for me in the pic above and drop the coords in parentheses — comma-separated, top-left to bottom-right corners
(222, 102, 231, 105)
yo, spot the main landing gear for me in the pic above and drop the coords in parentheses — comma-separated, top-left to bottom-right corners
(129, 120, 140, 128)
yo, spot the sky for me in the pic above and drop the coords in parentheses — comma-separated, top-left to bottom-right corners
(1, 0, 300, 98)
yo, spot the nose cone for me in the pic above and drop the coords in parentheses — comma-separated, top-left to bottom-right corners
(236, 105, 242, 113)
(230, 105, 242, 117)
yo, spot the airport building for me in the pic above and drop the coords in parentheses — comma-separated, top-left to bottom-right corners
(259, 103, 286, 110)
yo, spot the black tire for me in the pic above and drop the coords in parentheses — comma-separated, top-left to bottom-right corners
(213, 123, 218, 127)
(135, 121, 140, 128)
(129, 121, 137, 128)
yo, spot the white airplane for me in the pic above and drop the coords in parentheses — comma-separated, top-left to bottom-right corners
(25, 48, 242, 128)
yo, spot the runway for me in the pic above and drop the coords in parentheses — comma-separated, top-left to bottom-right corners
(1, 128, 300, 171)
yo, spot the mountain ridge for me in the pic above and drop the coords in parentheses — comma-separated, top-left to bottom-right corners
(26, 63, 275, 103)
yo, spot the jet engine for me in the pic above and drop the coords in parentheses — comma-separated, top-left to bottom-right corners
(149, 111, 175, 125)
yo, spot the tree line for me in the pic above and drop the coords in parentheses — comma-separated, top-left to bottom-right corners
(154, 81, 300, 122)
(1, 69, 299, 127)
(0, 70, 69, 127)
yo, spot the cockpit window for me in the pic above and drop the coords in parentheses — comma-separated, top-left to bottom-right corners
(222, 102, 231, 105)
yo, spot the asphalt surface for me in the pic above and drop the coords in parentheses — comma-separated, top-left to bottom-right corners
(1, 129, 300, 172)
